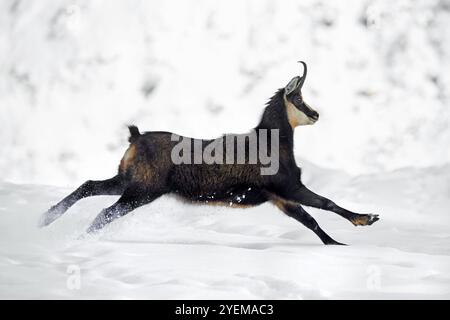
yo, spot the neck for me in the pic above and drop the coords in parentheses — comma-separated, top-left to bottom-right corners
(255, 89, 294, 145)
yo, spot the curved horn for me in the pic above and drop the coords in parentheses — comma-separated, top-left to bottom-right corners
(298, 61, 307, 88)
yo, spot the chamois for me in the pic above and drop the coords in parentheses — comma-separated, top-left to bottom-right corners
(40, 62, 379, 245)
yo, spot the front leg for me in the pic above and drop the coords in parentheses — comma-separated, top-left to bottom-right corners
(278, 184, 379, 226)
(272, 196, 345, 245)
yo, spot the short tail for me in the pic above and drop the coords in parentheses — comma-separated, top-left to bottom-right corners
(128, 125, 141, 143)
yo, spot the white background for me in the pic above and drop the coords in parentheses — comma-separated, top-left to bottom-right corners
(1, 0, 449, 185)
(0, 0, 449, 299)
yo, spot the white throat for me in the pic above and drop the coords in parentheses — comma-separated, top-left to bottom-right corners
(283, 95, 315, 128)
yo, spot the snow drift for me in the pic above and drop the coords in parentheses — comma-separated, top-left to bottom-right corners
(1, 161, 449, 299)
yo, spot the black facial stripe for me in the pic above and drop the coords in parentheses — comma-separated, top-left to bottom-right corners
(287, 92, 317, 118)
(295, 101, 316, 118)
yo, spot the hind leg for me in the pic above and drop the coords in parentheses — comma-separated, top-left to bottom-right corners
(39, 175, 126, 227)
(86, 185, 164, 233)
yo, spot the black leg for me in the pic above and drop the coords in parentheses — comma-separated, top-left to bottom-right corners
(273, 198, 345, 245)
(280, 184, 379, 226)
(86, 185, 163, 233)
(39, 175, 126, 227)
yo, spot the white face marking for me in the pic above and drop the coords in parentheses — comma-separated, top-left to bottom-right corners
(284, 95, 316, 128)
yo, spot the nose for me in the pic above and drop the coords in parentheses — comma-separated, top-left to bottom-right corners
(311, 111, 319, 121)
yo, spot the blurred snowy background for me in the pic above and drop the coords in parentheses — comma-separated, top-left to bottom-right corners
(1, 0, 449, 186)
(1, 0, 450, 299)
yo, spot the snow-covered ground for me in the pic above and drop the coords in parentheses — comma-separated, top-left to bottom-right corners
(1, 160, 449, 299)
(1, 0, 449, 299)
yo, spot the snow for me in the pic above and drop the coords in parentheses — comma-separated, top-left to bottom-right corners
(0, 0, 449, 299)
(1, 0, 449, 186)
(1, 160, 449, 299)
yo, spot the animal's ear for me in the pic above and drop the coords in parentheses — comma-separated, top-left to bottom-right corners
(284, 76, 300, 95)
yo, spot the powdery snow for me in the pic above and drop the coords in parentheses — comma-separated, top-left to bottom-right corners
(0, 0, 449, 299)
(0, 160, 449, 299)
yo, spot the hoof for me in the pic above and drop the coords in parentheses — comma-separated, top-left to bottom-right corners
(322, 235, 347, 245)
(351, 213, 379, 226)
(86, 213, 110, 234)
(86, 223, 102, 234)
(325, 239, 347, 246)
(38, 206, 64, 228)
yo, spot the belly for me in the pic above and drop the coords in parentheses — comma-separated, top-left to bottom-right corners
(174, 185, 268, 208)
(168, 163, 267, 206)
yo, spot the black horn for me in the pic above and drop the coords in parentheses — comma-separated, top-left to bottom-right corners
(298, 61, 307, 88)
